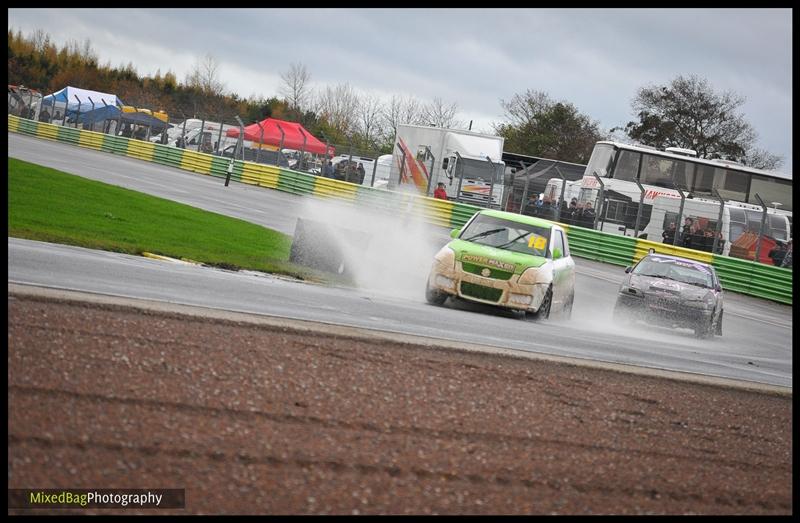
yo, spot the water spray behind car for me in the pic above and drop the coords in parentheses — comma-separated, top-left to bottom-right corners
(290, 191, 450, 300)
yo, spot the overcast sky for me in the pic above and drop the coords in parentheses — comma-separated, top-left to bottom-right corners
(8, 8, 793, 174)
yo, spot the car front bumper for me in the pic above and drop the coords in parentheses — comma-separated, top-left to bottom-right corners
(428, 261, 548, 312)
(615, 292, 713, 328)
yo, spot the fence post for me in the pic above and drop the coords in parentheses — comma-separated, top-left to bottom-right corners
(26, 89, 34, 119)
(197, 118, 206, 152)
(453, 152, 467, 203)
(181, 118, 187, 148)
(234, 116, 245, 161)
(633, 178, 646, 237)
(298, 127, 308, 171)
(711, 189, 725, 255)
(519, 161, 530, 215)
(591, 171, 605, 230)
(369, 152, 378, 187)
(398, 148, 407, 186)
(87, 97, 96, 132)
(73, 95, 83, 128)
(215, 115, 224, 154)
(256, 121, 265, 164)
(275, 122, 286, 166)
(485, 156, 496, 207)
(425, 145, 435, 196)
(555, 165, 566, 222)
(671, 185, 687, 247)
(753, 193, 768, 264)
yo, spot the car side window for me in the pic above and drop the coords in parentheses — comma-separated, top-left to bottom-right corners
(551, 229, 564, 258)
(559, 230, 570, 257)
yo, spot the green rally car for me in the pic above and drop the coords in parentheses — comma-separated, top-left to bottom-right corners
(426, 209, 576, 320)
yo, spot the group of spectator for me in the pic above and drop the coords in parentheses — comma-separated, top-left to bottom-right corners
(769, 239, 793, 268)
(318, 159, 366, 184)
(525, 195, 596, 228)
(662, 217, 725, 254)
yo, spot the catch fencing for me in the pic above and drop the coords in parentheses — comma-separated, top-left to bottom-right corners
(7, 113, 792, 305)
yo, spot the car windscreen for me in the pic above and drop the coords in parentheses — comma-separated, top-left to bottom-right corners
(460, 214, 550, 257)
(632, 257, 714, 288)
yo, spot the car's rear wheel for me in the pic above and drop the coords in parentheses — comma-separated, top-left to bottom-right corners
(425, 284, 447, 305)
(528, 287, 552, 321)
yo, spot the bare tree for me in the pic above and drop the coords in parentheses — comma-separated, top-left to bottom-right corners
(355, 93, 384, 148)
(185, 53, 225, 96)
(279, 62, 312, 112)
(380, 94, 424, 146)
(744, 148, 784, 171)
(315, 82, 359, 136)
(421, 97, 463, 129)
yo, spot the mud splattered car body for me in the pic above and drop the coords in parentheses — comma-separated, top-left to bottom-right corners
(425, 209, 575, 319)
(613, 253, 723, 339)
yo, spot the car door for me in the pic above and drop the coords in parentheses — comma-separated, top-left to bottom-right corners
(549, 228, 573, 306)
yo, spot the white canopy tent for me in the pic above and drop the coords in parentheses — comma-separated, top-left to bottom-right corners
(41, 86, 120, 114)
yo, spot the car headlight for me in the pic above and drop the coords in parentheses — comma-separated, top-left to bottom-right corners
(686, 296, 714, 309)
(435, 275, 456, 289)
(434, 246, 455, 267)
(518, 266, 550, 285)
(619, 285, 643, 297)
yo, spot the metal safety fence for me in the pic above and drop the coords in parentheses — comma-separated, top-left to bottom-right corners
(8, 113, 792, 304)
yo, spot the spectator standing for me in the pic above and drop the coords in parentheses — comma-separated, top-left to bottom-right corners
(433, 182, 448, 200)
(357, 163, 366, 184)
(662, 222, 676, 244)
(581, 202, 596, 228)
(781, 240, 792, 268)
(769, 241, 788, 266)
(39, 107, 51, 123)
(681, 217, 695, 248)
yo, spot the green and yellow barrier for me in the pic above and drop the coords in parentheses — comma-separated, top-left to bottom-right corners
(8, 114, 792, 304)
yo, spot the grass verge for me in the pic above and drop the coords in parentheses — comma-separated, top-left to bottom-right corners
(8, 157, 337, 283)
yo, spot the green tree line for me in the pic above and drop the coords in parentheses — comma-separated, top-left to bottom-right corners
(8, 28, 783, 168)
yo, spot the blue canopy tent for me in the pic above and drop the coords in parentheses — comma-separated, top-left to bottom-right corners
(71, 105, 171, 134)
(72, 104, 122, 125)
(118, 111, 172, 133)
(41, 86, 120, 116)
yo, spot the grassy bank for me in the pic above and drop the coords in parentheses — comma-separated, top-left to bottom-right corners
(8, 157, 325, 280)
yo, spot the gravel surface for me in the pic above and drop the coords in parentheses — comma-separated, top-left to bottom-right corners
(8, 292, 792, 515)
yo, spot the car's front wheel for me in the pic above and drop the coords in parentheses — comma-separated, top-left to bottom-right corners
(612, 302, 635, 325)
(528, 286, 552, 321)
(694, 317, 714, 340)
(425, 284, 448, 306)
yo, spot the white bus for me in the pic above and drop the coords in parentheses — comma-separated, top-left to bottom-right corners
(576, 141, 792, 239)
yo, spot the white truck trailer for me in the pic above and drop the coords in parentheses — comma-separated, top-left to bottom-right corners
(387, 124, 506, 207)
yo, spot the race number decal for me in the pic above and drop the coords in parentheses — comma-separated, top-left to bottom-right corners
(528, 235, 546, 250)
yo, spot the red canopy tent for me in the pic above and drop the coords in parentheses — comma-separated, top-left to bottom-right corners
(226, 118, 333, 156)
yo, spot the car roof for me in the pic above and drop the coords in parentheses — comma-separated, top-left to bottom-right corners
(477, 209, 559, 229)
(642, 253, 715, 270)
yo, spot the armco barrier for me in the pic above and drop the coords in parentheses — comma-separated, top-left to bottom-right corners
(711, 255, 792, 305)
(565, 225, 638, 267)
(8, 114, 792, 304)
